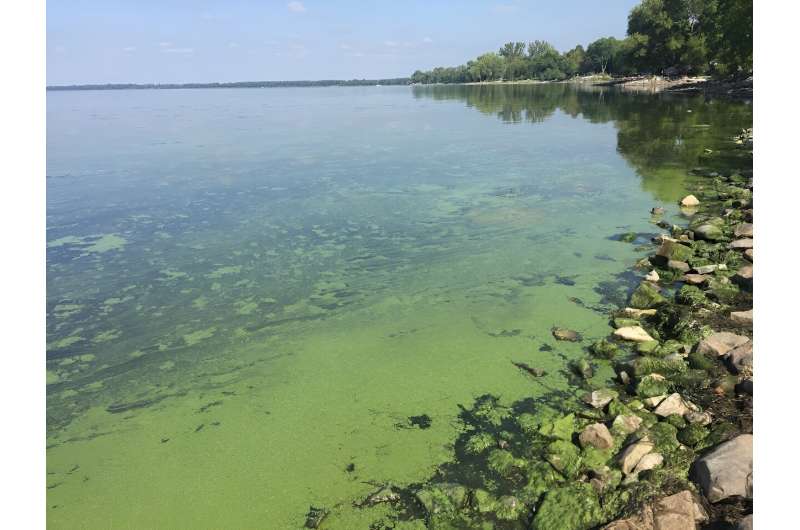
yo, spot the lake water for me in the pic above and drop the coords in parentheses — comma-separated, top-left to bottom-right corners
(46, 84, 751, 528)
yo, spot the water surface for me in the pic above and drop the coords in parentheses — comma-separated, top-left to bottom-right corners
(46, 84, 751, 528)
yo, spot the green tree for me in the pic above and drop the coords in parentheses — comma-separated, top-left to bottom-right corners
(585, 37, 624, 74)
(563, 45, 586, 76)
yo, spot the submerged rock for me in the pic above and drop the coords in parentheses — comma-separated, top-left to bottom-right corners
(692, 434, 753, 502)
(680, 195, 700, 207)
(552, 327, 581, 342)
(630, 282, 667, 309)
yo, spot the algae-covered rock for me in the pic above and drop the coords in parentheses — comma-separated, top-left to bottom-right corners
(582, 389, 618, 409)
(636, 374, 670, 398)
(693, 223, 725, 241)
(675, 285, 709, 308)
(579, 423, 614, 450)
(648, 422, 680, 454)
(487, 449, 526, 477)
(678, 423, 709, 447)
(636, 340, 659, 354)
(614, 326, 655, 343)
(464, 432, 496, 455)
(612, 318, 640, 329)
(631, 356, 687, 377)
(522, 461, 564, 501)
(630, 282, 667, 309)
(494, 495, 528, 521)
(570, 358, 594, 379)
(415, 483, 469, 516)
(532, 483, 604, 530)
(539, 413, 576, 441)
(552, 327, 582, 342)
(590, 339, 619, 359)
(546, 440, 582, 478)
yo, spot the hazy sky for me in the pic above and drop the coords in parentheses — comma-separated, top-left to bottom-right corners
(47, 1, 640, 85)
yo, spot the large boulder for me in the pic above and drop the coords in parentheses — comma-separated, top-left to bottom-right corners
(696, 332, 749, 357)
(692, 434, 753, 502)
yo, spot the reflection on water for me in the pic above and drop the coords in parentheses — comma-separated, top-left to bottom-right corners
(46, 85, 751, 528)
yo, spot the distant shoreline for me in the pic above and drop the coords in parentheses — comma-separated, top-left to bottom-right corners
(46, 78, 411, 91)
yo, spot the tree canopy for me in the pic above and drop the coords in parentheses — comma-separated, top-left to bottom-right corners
(410, 0, 751, 84)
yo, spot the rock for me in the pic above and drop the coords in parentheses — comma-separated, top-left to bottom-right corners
(685, 411, 713, 425)
(653, 393, 697, 418)
(643, 395, 667, 408)
(623, 307, 657, 318)
(582, 389, 618, 409)
(693, 264, 720, 274)
(693, 223, 724, 241)
(632, 452, 664, 475)
(612, 414, 643, 434)
(645, 270, 660, 282)
(552, 327, 581, 342)
(692, 434, 753, 502)
(744, 248, 753, 261)
(730, 238, 754, 249)
(603, 490, 707, 530)
(651, 207, 666, 215)
(654, 491, 709, 529)
(696, 332, 750, 357)
(630, 282, 667, 309)
(653, 240, 694, 267)
(682, 273, 709, 285)
(618, 440, 654, 475)
(736, 378, 753, 396)
(732, 265, 753, 291)
(680, 195, 700, 207)
(614, 326, 656, 343)
(304, 506, 329, 529)
(667, 260, 691, 273)
(730, 309, 753, 327)
(571, 358, 594, 379)
(734, 223, 753, 238)
(727, 341, 753, 375)
(737, 514, 753, 530)
(579, 423, 614, 450)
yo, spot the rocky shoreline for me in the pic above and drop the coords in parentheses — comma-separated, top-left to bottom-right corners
(306, 129, 753, 529)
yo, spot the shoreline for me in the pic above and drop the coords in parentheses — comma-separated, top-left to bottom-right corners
(326, 129, 753, 528)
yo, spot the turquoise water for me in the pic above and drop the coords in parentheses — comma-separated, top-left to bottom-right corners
(46, 84, 751, 528)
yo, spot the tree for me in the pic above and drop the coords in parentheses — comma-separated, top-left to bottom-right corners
(563, 45, 586, 76)
(585, 37, 624, 74)
(706, 0, 752, 76)
(626, 0, 714, 74)
(498, 42, 526, 60)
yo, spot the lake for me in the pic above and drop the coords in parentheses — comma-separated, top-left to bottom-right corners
(46, 84, 751, 528)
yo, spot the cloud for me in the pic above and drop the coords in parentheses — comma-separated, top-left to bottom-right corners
(287, 1, 306, 13)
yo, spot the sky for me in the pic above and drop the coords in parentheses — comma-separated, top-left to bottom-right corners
(47, 1, 640, 85)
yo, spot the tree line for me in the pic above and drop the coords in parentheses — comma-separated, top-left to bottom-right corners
(410, 0, 752, 84)
(47, 78, 411, 91)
